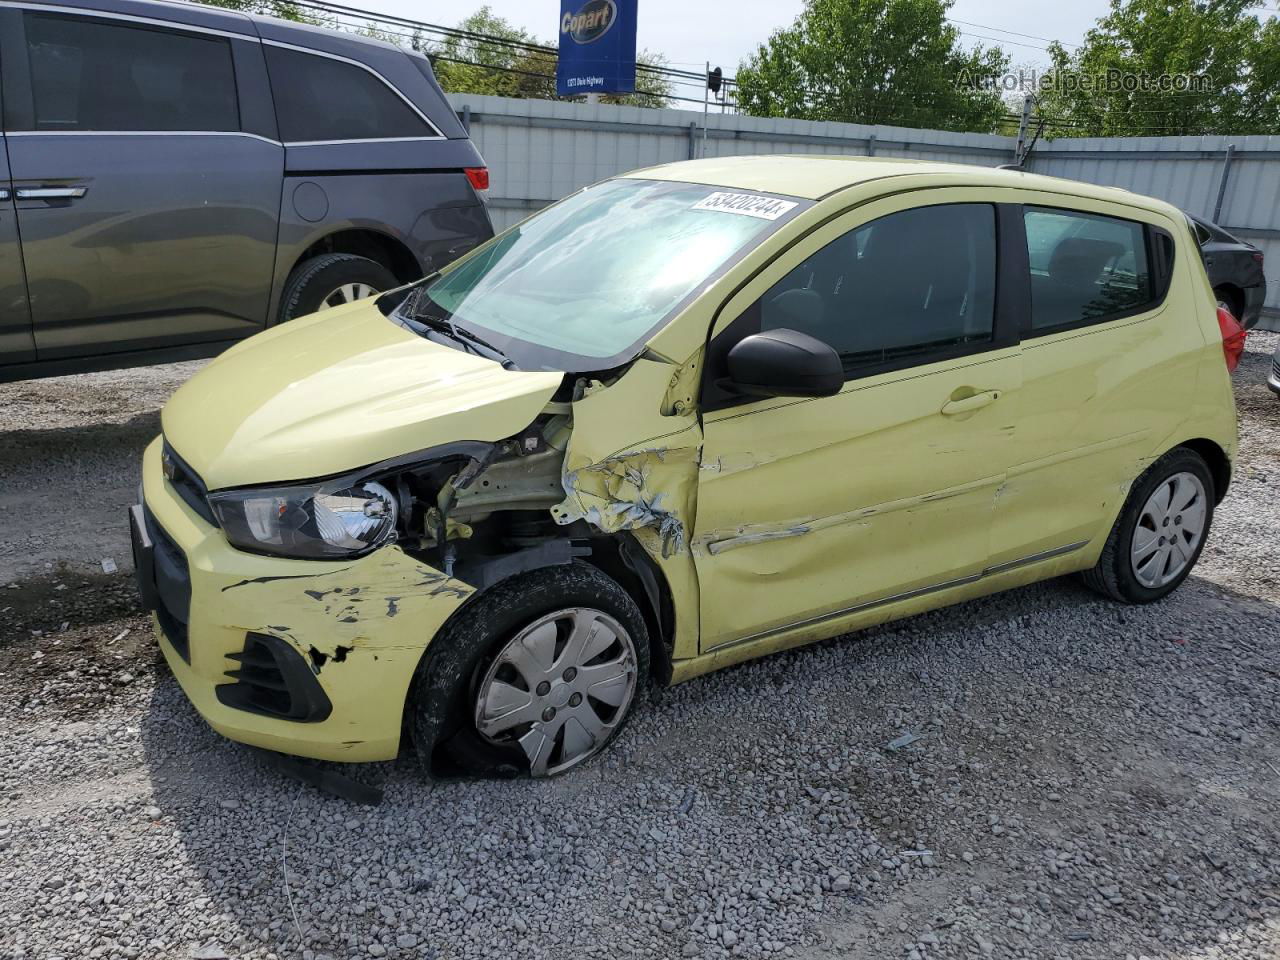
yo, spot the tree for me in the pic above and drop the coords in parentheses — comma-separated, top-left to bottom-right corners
(1036, 0, 1280, 137)
(194, 0, 311, 23)
(429, 7, 672, 107)
(736, 0, 1010, 133)
(428, 7, 556, 99)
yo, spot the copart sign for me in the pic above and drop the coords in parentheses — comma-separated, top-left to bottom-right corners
(556, 0, 637, 97)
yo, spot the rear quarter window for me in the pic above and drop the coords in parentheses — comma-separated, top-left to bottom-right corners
(264, 45, 434, 143)
(1023, 206, 1156, 334)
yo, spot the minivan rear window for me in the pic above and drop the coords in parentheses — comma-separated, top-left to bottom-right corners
(265, 46, 434, 143)
(25, 13, 239, 133)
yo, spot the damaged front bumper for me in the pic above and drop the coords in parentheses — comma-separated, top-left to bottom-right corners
(134, 438, 473, 762)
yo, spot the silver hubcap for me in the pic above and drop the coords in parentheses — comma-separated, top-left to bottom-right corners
(475, 607, 638, 777)
(1130, 471, 1207, 588)
(318, 283, 376, 309)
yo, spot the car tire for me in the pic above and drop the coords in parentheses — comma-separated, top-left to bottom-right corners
(408, 562, 650, 779)
(1080, 447, 1215, 604)
(277, 253, 398, 323)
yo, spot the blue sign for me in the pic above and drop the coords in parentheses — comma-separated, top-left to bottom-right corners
(556, 0, 637, 97)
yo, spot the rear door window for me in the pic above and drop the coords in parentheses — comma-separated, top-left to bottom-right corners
(1023, 207, 1153, 333)
(24, 13, 239, 132)
(264, 46, 434, 143)
(755, 203, 998, 375)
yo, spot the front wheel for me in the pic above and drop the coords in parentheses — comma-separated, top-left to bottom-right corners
(277, 253, 397, 323)
(1080, 448, 1215, 603)
(408, 563, 649, 779)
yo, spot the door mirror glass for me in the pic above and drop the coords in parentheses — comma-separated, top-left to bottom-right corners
(726, 328, 844, 398)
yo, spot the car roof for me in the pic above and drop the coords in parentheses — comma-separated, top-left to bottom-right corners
(623, 155, 1173, 212)
(20, 0, 409, 54)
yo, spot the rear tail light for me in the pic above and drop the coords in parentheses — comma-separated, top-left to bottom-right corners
(464, 167, 489, 198)
(1216, 304, 1247, 373)
(1252, 251, 1264, 265)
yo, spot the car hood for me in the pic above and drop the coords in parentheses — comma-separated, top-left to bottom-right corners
(161, 302, 564, 490)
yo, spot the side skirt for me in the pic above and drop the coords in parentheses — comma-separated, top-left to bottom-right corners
(669, 540, 1089, 684)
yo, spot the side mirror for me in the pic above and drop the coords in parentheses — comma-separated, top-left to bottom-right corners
(725, 328, 844, 399)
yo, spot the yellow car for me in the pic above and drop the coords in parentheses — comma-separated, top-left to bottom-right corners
(132, 156, 1240, 778)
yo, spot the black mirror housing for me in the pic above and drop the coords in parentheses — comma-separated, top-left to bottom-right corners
(725, 328, 844, 398)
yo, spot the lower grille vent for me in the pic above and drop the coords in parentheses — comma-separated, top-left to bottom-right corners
(216, 633, 332, 723)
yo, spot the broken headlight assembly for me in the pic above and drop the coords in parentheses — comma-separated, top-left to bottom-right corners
(209, 480, 399, 560)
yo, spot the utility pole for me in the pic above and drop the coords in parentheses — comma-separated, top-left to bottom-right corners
(702, 61, 710, 159)
(704, 65, 723, 157)
(1013, 93, 1033, 167)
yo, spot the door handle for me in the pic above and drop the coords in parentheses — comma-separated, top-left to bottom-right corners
(15, 186, 88, 200)
(941, 390, 1001, 415)
(0, 188, 9, 201)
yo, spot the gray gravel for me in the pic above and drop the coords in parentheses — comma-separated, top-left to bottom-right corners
(0, 361, 205, 583)
(1, 337, 1279, 960)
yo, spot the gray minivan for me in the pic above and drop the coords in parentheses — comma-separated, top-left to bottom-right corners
(0, 0, 493, 382)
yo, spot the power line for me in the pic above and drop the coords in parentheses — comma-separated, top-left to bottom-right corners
(241, 0, 720, 96)
(946, 17, 1080, 49)
(955, 29, 1055, 53)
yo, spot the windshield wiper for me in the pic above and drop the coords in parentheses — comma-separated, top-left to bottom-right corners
(401, 288, 516, 370)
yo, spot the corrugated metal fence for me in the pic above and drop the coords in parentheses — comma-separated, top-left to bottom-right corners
(1031, 135, 1280, 322)
(448, 93, 1280, 324)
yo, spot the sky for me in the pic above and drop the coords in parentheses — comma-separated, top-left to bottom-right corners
(378, 0, 1115, 76)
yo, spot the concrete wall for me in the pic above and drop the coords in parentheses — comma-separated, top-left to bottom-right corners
(449, 94, 1279, 324)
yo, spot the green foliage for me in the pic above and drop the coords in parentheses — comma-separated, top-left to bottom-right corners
(1036, 0, 1280, 137)
(194, 0, 312, 23)
(735, 0, 1010, 133)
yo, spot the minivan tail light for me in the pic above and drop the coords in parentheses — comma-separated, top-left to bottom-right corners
(1216, 305, 1247, 373)
(465, 167, 489, 196)
(1253, 251, 1264, 265)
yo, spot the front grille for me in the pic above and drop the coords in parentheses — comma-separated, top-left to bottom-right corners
(147, 510, 192, 663)
(1272, 352, 1280, 380)
(162, 441, 218, 527)
(217, 633, 333, 723)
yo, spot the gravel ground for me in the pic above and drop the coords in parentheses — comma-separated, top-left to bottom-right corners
(1, 337, 1278, 960)
(0, 361, 205, 583)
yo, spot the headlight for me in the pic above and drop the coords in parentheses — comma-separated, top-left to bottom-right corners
(209, 479, 398, 560)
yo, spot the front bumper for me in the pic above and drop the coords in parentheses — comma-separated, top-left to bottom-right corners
(133, 438, 474, 762)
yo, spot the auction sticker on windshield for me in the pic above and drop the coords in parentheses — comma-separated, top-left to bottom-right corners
(691, 192, 799, 220)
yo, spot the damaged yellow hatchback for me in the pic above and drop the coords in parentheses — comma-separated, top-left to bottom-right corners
(133, 156, 1239, 778)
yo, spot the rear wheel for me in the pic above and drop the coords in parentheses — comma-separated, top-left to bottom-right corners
(408, 563, 649, 779)
(277, 253, 397, 323)
(1081, 448, 1215, 603)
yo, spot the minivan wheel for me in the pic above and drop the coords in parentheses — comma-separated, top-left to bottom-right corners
(408, 562, 650, 779)
(278, 253, 398, 323)
(1080, 448, 1215, 604)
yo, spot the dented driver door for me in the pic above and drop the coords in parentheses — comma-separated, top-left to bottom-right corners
(691, 193, 1023, 653)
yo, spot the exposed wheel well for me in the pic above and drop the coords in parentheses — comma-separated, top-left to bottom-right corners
(578, 535, 676, 686)
(1179, 438, 1232, 503)
(294, 230, 422, 285)
(1213, 284, 1244, 320)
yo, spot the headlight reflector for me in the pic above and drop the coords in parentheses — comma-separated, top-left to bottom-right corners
(209, 480, 398, 559)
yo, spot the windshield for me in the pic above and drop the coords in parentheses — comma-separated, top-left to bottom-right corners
(407, 178, 808, 371)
